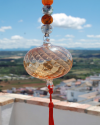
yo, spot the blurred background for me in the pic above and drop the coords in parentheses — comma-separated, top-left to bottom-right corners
(0, 0, 100, 102)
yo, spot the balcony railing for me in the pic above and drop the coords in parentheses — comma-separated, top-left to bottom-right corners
(0, 92, 100, 125)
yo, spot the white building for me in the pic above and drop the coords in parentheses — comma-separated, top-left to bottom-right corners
(66, 88, 88, 102)
(90, 76, 100, 81)
(90, 75, 100, 86)
(12, 87, 16, 92)
(66, 82, 93, 102)
(98, 82, 100, 93)
(60, 78, 76, 87)
(78, 91, 98, 104)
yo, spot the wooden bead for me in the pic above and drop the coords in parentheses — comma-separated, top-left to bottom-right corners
(41, 14, 53, 24)
(42, 0, 53, 6)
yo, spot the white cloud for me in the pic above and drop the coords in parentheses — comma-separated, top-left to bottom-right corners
(0, 26, 12, 32)
(51, 42, 100, 49)
(52, 13, 86, 29)
(57, 38, 72, 42)
(58, 38, 67, 42)
(38, 13, 86, 30)
(11, 35, 23, 40)
(0, 36, 100, 50)
(38, 18, 41, 23)
(87, 35, 94, 38)
(38, 13, 91, 30)
(0, 36, 42, 49)
(87, 35, 100, 38)
(18, 20, 23, 22)
(65, 34, 74, 38)
(79, 39, 99, 42)
(95, 35, 100, 38)
(51, 38, 100, 48)
(50, 39, 56, 42)
(84, 24, 92, 28)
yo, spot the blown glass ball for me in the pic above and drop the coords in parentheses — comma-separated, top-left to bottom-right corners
(42, 0, 53, 6)
(41, 14, 53, 24)
(42, 5, 53, 15)
(24, 43, 73, 80)
(41, 24, 53, 34)
(43, 35, 50, 43)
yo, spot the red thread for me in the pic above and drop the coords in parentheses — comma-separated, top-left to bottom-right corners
(48, 85, 54, 125)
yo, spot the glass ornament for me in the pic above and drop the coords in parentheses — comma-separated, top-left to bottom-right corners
(41, 14, 53, 24)
(42, 5, 53, 15)
(42, 0, 53, 6)
(41, 25, 53, 34)
(24, 42, 73, 80)
(43, 34, 50, 44)
(24, 0, 73, 125)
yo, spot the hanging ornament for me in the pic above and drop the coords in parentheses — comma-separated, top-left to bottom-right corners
(24, 44, 73, 80)
(42, 0, 53, 6)
(42, 5, 53, 15)
(41, 25, 53, 34)
(41, 14, 53, 24)
(24, 0, 73, 125)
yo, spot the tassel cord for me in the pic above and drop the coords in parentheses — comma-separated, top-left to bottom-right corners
(48, 85, 54, 125)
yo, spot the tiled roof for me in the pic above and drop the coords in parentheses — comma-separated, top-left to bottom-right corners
(80, 82, 92, 87)
(62, 78, 76, 83)
(75, 81, 81, 85)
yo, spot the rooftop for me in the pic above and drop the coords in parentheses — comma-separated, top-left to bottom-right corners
(62, 78, 76, 83)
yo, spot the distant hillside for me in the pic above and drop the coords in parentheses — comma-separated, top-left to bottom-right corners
(0, 50, 100, 80)
(0, 47, 100, 51)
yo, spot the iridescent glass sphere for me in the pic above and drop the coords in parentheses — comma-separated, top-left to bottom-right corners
(42, 5, 53, 15)
(24, 43, 73, 80)
(41, 25, 52, 34)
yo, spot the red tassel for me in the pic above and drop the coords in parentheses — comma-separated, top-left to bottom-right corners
(48, 85, 54, 125)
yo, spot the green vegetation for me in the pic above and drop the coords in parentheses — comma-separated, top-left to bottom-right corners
(53, 79, 62, 86)
(62, 50, 100, 79)
(0, 50, 100, 90)
(0, 78, 62, 90)
(0, 50, 100, 78)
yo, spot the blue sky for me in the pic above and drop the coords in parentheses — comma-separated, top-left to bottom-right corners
(0, 0, 100, 49)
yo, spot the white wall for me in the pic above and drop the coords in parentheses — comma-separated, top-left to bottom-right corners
(0, 106, 2, 125)
(60, 86, 66, 96)
(98, 82, 100, 93)
(0, 103, 14, 125)
(67, 90, 87, 102)
(8, 102, 100, 125)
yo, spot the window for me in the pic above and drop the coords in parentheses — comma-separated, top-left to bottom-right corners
(71, 92, 74, 97)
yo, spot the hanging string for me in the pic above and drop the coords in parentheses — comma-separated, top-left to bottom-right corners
(42, 1, 54, 125)
(48, 85, 54, 125)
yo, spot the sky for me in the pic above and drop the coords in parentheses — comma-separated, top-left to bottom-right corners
(0, 0, 100, 50)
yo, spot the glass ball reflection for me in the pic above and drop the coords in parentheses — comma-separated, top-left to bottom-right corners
(41, 25, 52, 34)
(42, 5, 53, 15)
(43, 34, 50, 44)
(24, 43, 73, 80)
